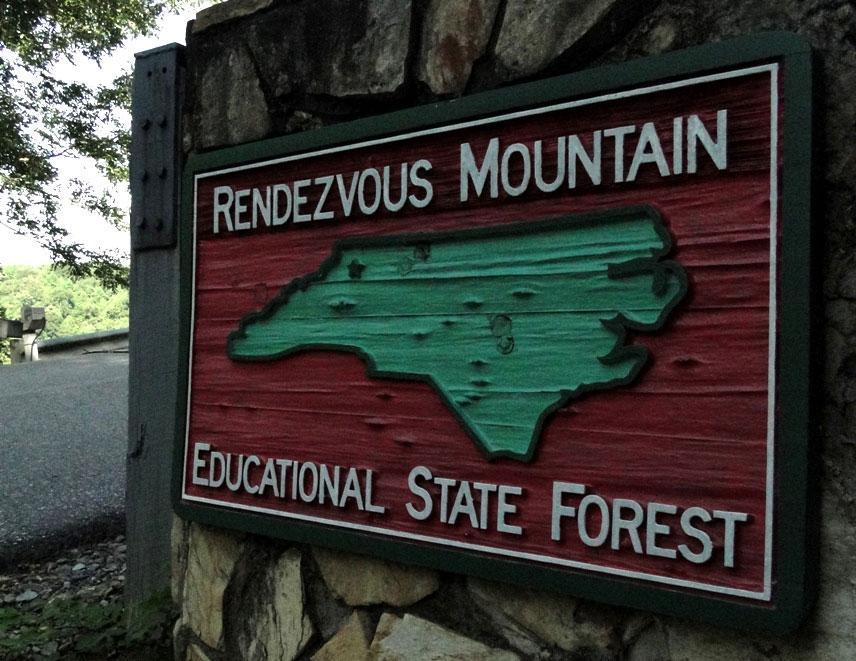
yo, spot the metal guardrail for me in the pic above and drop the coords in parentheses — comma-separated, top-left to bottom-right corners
(38, 328, 130, 354)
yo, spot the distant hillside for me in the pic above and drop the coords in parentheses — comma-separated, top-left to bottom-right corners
(0, 264, 128, 349)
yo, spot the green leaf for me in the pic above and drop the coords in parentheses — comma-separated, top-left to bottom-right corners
(0, 0, 188, 288)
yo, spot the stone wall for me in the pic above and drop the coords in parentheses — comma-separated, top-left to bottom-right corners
(172, 0, 856, 659)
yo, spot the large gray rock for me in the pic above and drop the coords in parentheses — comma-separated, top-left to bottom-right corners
(454, 579, 543, 657)
(185, 643, 215, 661)
(661, 623, 764, 661)
(237, 7, 308, 102)
(636, 19, 680, 56)
(194, 44, 271, 149)
(314, 547, 439, 607)
(173, 618, 190, 661)
(181, 524, 244, 649)
(312, 610, 373, 661)
(826, 299, 856, 338)
(813, 492, 856, 646)
(187, 0, 413, 147)
(227, 548, 315, 661)
(492, 0, 636, 79)
(625, 619, 669, 661)
(469, 578, 618, 657)
(193, 0, 274, 33)
(370, 613, 520, 660)
(305, 561, 352, 640)
(307, 0, 413, 97)
(418, 0, 501, 95)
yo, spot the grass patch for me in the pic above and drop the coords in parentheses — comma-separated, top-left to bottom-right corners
(0, 591, 172, 659)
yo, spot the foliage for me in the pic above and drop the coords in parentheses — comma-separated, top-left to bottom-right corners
(0, 264, 128, 362)
(0, 0, 182, 288)
(0, 591, 173, 659)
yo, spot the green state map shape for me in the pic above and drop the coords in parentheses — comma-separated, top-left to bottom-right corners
(227, 206, 687, 461)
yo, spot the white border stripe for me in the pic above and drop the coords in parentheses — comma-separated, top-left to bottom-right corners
(763, 64, 779, 601)
(183, 63, 778, 601)
(184, 181, 199, 498)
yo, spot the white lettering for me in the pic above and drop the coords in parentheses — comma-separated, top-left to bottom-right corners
(209, 452, 226, 488)
(365, 470, 386, 514)
(337, 172, 360, 217)
(314, 175, 335, 220)
(551, 481, 585, 541)
(252, 187, 271, 228)
(460, 138, 499, 201)
(225, 454, 243, 491)
(578, 494, 609, 547)
(213, 187, 234, 233)
(611, 498, 644, 553)
(383, 164, 408, 212)
(603, 125, 635, 183)
(627, 122, 670, 182)
(298, 462, 318, 501)
(534, 137, 566, 192)
(408, 159, 434, 208)
(645, 501, 677, 559)
(406, 465, 434, 520)
(687, 109, 728, 173)
(258, 458, 279, 497)
(319, 464, 340, 505)
(242, 455, 260, 495)
(672, 116, 684, 175)
(568, 131, 602, 188)
(500, 142, 531, 197)
(340, 468, 365, 510)
(678, 507, 713, 564)
(497, 485, 523, 535)
(713, 509, 749, 568)
(192, 442, 210, 486)
(292, 179, 311, 223)
(473, 482, 498, 530)
(233, 189, 250, 230)
(271, 184, 291, 226)
(358, 168, 382, 215)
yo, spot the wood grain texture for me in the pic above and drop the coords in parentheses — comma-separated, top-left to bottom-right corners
(227, 209, 686, 459)
(184, 71, 780, 599)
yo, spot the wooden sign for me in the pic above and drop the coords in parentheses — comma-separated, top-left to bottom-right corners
(175, 33, 815, 631)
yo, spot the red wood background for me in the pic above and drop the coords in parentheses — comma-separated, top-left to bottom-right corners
(183, 69, 781, 602)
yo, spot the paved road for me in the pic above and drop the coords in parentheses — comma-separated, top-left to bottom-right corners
(0, 353, 128, 567)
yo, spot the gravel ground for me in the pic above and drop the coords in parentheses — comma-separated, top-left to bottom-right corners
(0, 536, 172, 660)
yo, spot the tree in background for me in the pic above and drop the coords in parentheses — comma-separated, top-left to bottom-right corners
(0, 0, 181, 289)
(0, 264, 129, 362)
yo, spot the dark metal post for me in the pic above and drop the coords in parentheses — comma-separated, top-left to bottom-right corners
(126, 43, 185, 611)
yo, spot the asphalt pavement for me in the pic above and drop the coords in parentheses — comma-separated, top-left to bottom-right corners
(0, 353, 128, 567)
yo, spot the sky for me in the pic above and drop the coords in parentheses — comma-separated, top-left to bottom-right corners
(0, 6, 208, 267)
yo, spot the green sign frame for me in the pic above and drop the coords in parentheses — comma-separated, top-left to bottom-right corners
(174, 32, 816, 632)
